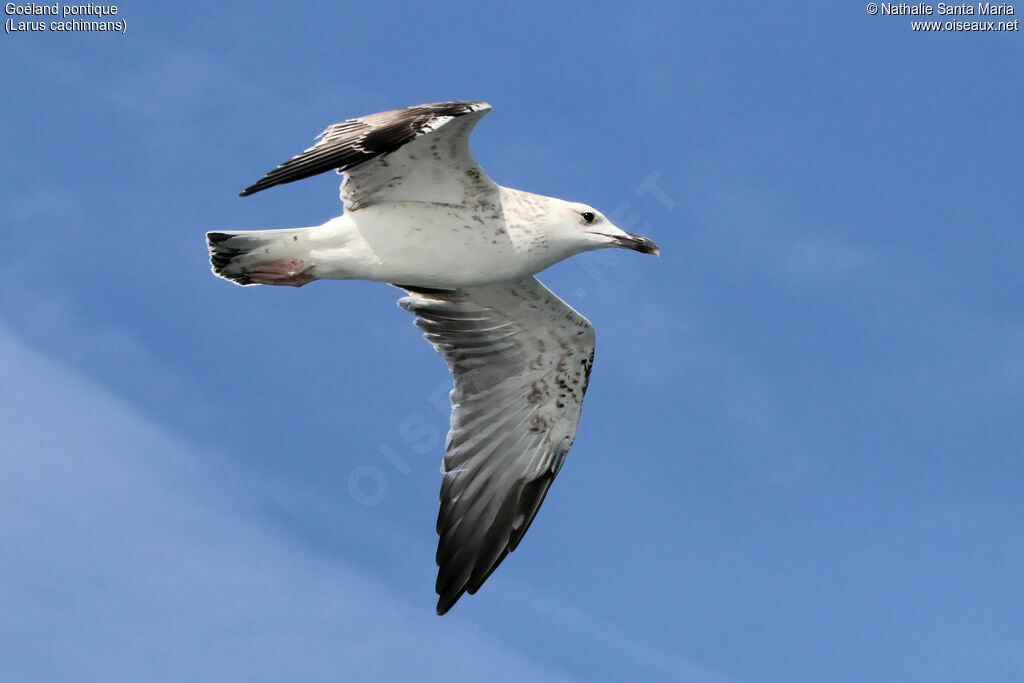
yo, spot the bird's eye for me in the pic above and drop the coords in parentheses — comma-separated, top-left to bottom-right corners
(581, 211, 596, 224)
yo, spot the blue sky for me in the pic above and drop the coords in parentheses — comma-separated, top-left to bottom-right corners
(2, 2, 1022, 681)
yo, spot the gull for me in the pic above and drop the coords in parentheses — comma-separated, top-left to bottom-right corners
(206, 101, 659, 614)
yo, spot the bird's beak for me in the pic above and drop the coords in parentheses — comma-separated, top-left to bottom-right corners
(612, 233, 660, 256)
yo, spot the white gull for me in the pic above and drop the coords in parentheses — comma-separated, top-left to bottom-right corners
(206, 101, 659, 614)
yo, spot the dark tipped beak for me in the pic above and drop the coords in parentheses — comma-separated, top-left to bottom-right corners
(616, 233, 660, 256)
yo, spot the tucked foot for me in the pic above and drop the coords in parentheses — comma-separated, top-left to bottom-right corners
(245, 261, 316, 287)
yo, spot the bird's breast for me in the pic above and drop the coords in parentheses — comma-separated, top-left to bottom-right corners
(342, 202, 554, 288)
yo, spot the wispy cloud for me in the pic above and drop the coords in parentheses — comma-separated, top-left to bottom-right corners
(0, 327, 575, 682)
(489, 576, 731, 683)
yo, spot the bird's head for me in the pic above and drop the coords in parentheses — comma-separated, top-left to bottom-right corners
(551, 201, 660, 257)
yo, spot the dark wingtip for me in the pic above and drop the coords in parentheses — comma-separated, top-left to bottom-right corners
(436, 592, 461, 616)
(435, 563, 475, 615)
(236, 101, 491, 201)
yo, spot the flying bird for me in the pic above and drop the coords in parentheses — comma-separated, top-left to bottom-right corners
(206, 101, 658, 614)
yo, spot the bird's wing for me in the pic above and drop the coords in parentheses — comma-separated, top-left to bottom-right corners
(240, 101, 498, 210)
(397, 277, 596, 615)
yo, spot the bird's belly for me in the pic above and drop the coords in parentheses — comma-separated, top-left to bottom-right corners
(318, 203, 550, 288)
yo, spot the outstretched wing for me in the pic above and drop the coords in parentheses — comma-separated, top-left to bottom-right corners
(240, 101, 497, 211)
(398, 277, 596, 614)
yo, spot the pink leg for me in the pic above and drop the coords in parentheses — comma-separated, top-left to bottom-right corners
(246, 261, 316, 287)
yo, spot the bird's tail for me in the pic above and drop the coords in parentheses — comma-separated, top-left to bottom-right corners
(206, 228, 316, 287)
